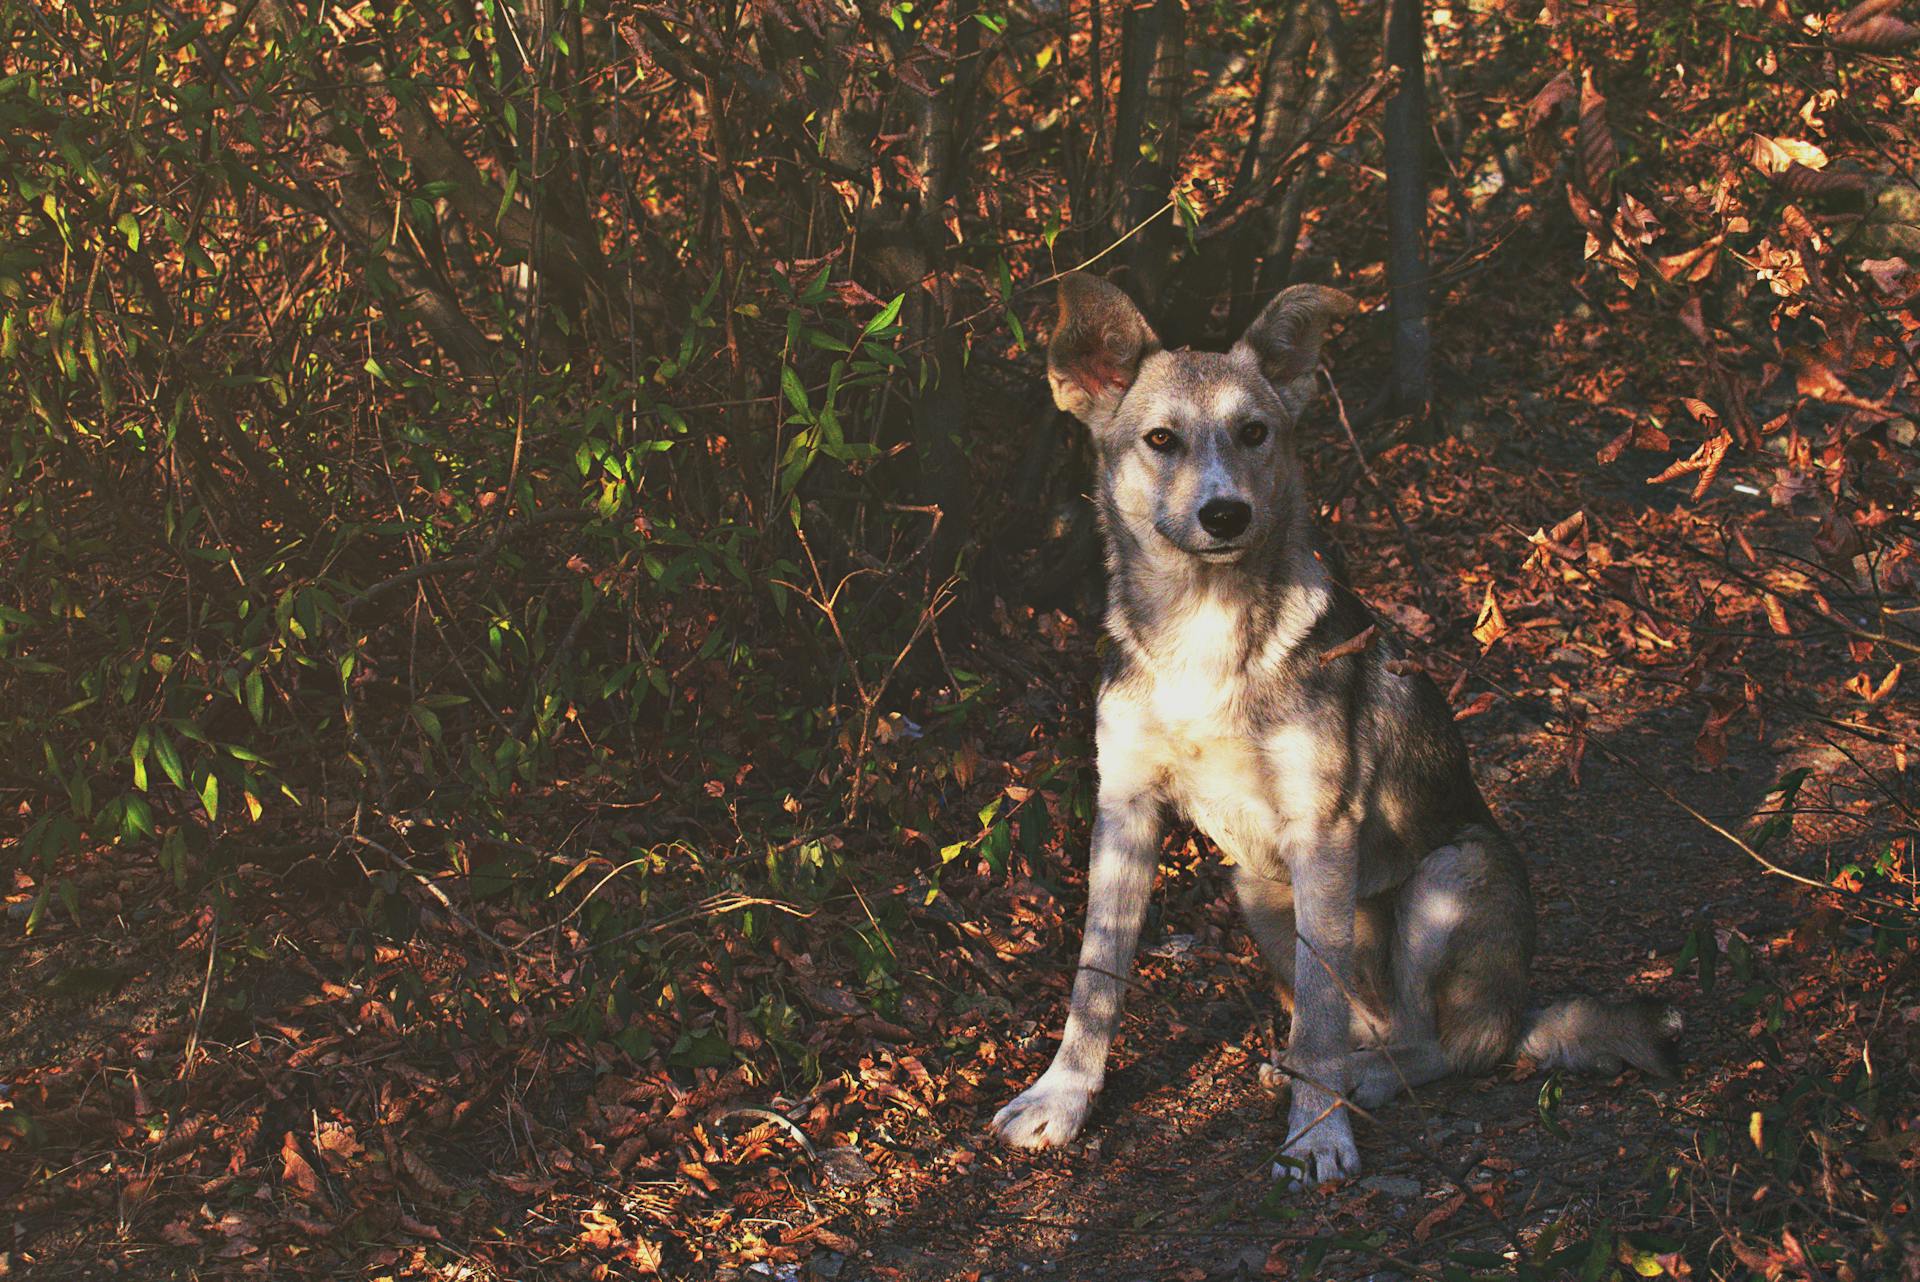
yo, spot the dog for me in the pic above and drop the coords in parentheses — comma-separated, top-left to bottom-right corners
(989, 274, 1679, 1185)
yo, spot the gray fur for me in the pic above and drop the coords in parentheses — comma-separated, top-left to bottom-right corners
(990, 274, 1679, 1185)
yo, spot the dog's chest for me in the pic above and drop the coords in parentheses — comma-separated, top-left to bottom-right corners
(1118, 647, 1321, 840)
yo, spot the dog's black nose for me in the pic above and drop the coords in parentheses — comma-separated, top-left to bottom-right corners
(1197, 498, 1251, 540)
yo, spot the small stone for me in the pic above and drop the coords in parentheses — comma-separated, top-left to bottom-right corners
(818, 1146, 877, 1187)
(1360, 1174, 1422, 1199)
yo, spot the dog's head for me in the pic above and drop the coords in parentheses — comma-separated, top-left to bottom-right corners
(1048, 273, 1355, 563)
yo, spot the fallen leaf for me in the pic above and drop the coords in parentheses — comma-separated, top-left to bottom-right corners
(280, 1132, 323, 1206)
(1473, 585, 1511, 649)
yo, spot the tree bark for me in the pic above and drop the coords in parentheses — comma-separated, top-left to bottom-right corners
(1110, 0, 1186, 308)
(1383, 0, 1432, 415)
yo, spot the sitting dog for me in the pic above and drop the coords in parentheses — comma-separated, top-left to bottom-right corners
(990, 274, 1678, 1184)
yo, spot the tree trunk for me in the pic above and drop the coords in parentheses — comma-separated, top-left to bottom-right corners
(1383, 0, 1432, 416)
(1110, 0, 1186, 309)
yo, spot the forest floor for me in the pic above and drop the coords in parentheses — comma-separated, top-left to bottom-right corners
(5, 285, 1916, 1280)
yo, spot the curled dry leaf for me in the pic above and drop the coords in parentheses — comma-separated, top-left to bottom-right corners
(1647, 430, 1733, 501)
(1319, 625, 1377, 665)
(1845, 664, 1903, 703)
(1830, 13, 1920, 49)
(1525, 68, 1578, 164)
(280, 1131, 324, 1206)
(1577, 70, 1616, 207)
(1598, 420, 1672, 465)
(1680, 397, 1720, 426)
(1777, 161, 1868, 198)
(1763, 593, 1793, 636)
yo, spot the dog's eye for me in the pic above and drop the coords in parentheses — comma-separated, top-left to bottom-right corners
(1144, 428, 1180, 453)
(1239, 420, 1270, 447)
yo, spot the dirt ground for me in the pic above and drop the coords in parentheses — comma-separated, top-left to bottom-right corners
(4, 397, 1913, 1281)
(765, 695, 1802, 1282)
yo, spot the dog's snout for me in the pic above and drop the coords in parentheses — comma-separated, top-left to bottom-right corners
(1197, 498, 1251, 541)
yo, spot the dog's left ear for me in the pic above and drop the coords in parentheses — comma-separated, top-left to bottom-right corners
(1235, 285, 1358, 388)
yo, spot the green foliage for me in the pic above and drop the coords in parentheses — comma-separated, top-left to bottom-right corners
(0, 4, 970, 968)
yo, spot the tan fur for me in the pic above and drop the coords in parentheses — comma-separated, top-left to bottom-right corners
(990, 274, 1680, 1186)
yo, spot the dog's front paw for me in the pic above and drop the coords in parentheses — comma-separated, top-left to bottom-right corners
(990, 1068, 1098, 1148)
(1274, 1104, 1361, 1188)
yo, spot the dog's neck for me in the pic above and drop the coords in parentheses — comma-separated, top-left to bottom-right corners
(1099, 481, 1330, 673)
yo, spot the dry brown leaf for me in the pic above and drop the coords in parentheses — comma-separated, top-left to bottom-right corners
(1830, 13, 1920, 48)
(1657, 235, 1724, 283)
(397, 1147, 456, 1198)
(1415, 1190, 1468, 1243)
(1577, 70, 1616, 207)
(1794, 354, 1851, 400)
(280, 1131, 323, 1205)
(1846, 664, 1903, 703)
(580, 1206, 624, 1251)
(1678, 296, 1711, 345)
(1453, 691, 1497, 720)
(1473, 585, 1510, 649)
(1763, 593, 1793, 636)
(1777, 161, 1868, 197)
(1680, 397, 1720, 426)
(1647, 431, 1733, 500)
(1750, 134, 1829, 175)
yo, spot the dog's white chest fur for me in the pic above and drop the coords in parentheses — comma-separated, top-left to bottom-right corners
(1101, 584, 1334, 864)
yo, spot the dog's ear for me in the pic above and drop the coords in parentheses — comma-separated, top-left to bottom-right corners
(1236, 285, 1358, 388)
(1048, 273, 1159, 423)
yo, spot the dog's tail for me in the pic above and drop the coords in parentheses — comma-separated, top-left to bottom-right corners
(1516, 996, 1683, 1079)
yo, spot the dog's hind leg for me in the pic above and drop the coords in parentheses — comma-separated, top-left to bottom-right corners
(1352, 825, 1534, 1108)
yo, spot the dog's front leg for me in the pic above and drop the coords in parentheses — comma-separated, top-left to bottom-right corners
(991, 790, 1161, 1148)
(1278, 825, 1362, 1185)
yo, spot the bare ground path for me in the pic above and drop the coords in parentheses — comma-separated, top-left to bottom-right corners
(807, 692, 1793, 1282)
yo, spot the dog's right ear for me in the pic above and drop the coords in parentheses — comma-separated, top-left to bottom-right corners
(1047, 273, 1159, 424)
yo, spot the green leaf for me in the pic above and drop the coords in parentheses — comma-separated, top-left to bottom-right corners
(860, 292, 905, 340)
(122, 795, 156, 838)
(780, 366, 811, 419)
(116, 213, 140, 252)
(151, 732, 186, 791)
(1537, 1071, 1569, 1140)
(497, 165, 519, 225)
(131, 726, 151, 791)
(199, 771, 219, 822)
